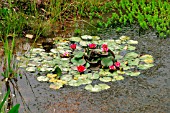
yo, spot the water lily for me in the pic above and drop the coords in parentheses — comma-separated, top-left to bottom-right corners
(102, 44, 108, 52)
(70, 44, 77, 50)
(63, 52, 69, 57)
(109, 65, 116, 70)
(88, 43, 97, 49)
(77, 65, 86, 73)
(114, 61, 120, 67)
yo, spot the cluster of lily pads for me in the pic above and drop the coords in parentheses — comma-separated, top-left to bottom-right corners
(16, 35, 154, 92)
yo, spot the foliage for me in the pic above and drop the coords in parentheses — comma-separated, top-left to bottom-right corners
(0, 37, 21, 79)
(0, 0, 169, 38)
(0, 90, 20, 113)
(17, 35, 154, 92)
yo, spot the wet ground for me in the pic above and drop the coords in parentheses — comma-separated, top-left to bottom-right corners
(0, 25, 170, 113)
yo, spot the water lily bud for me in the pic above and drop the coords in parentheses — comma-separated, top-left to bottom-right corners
(70, 44, 77, 50)
(77, 65, 86, 73)
(88, 43, 97, 49)
(109, 65, 116, 70)
(114, 61, 120, 67)
(102, 44, 108, 52)
(63, 52, 69, 57)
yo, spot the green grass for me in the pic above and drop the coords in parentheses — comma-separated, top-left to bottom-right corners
(0, 0, 169, 39)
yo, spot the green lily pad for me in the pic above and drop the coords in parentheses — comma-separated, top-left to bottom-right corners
(26, 67, 36, 72)
(74, 51, 84, 58)
(126, 71, 141, 76)
(60, 74, 72, 82)
(37, 76, 49, 82)
(80, 41, 89, 47)
(115, 39, 122, 44)
(128, 58, 140, 66)
(98, 84, 110, 90)
(50, 49, 58, 53)
(85, 84, 102, 92)
(31, 48, 45, 53)
(140, 54, 154, 64)
(127, 45, 136, 50)
(90, 73, 99, 79)
(92, 36, 100, 41)
(114, 75, 124, 80)
(69, 37, 81, 42)
(101, 57, 113, 67)
(99, 69, 111, 76)
(119, 36, 130, 41)
(81, 35, 92, 40)
(68, 80, 81, 86)
(53, 66, 62, 78)
(138, 64, 154, 70)
(127, 40, 138, 44)
(124, 52, 139, 60)
(49, 83, 63, 90)
(71, 57, 86, 65)
(80, 79, 92, 85)
(99, 77, 112, 82)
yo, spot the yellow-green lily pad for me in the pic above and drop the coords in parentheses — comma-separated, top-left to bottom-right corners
(138, 64, 154, 70)
(99, 77, 112, 82)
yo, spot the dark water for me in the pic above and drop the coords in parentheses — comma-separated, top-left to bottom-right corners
(1, 25, 170, 113)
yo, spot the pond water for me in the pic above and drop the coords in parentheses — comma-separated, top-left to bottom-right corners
(0, 25, 170, 113)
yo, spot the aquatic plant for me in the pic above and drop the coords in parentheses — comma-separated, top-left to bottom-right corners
(0, 90, 20, 113)
(17, 35, 154, 92)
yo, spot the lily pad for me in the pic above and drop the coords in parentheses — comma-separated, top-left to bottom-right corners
(85, 84, 102, 92)
(98, 84, 110, 90)
(114, 75, 124, 80)
(127, 40, 138, 44)
(71, 57, 86, 65)
(50, 49, 58, 53)
(99, 77, 112, 82)
(79, 41, 89, 47)
(69, 37, 81, 42)
(115, 39, 122, 44)
(74, 51, 84, 58)
(49, 83, 63, 90)
(80, 79, 92, 85)
(60, 74, 72, 82)
(26, 67, 36, 72)
(119, 36, 130, 41)
(140, 54, 154, 64)
(124, 52, 139, 60)
(47, 74, 58, 78)
(31, 48, 45, 53)
(92, 36, 100, 41)
(126, 71, 141, 76)
(90, 73, 99, 79)
(127, 45, 136, 50)
(128, 58, 140, 66)
(37, 76, 49, 82)
(101, 57, 113, 67)
(68, 80, 81, 86)
(81, 35, 92, 40)
(138, 64, 154, 70)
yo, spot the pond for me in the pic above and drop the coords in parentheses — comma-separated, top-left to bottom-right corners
(0, 25, 169, 113)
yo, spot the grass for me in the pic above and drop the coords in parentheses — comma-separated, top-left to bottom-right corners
(0, 0, 169, 38)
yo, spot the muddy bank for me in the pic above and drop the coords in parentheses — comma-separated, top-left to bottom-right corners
(1, 26, 170, 113)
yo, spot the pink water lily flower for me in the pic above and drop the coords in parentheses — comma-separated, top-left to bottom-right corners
(77, 65, 86, 73)
(70, 44, 77, 50)
(114, 61, 120, 67)
(63, 51, 69, 57)
(102, 44, 108, 52)
(88, 43, 97, 49)
(109, 65, 116, 70)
